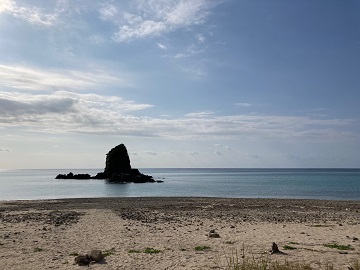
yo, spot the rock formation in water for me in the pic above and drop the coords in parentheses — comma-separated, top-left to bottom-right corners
(56, 144, 156, 183)
(104, 144, 131, 175)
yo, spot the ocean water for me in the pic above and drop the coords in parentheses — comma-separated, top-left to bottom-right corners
(0, 168, 359, 201)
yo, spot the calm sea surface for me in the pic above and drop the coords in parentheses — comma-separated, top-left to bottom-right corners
(0, 168, 359, 201)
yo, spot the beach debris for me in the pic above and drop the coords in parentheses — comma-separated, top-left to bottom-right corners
(208, 229, 220, 238)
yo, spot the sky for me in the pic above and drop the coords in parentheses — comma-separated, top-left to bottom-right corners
(0, 0, 359, 169)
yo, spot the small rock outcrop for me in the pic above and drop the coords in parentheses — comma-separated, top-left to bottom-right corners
(56, 144, 156, 183)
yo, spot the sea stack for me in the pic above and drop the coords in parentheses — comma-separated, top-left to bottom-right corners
(104, 144, 131, 175)
(56, 144, 155, 183)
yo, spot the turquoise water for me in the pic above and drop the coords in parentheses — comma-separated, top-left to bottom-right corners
(0, 168, 359, 200)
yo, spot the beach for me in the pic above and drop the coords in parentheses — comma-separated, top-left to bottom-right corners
(0, 197, 359, 269)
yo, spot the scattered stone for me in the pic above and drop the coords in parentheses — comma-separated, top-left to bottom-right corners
(208, 230, 220, 238)
(0, 211, 83, 226)
(74, 255, 91, 266)
(353, 237, 359, 241)
(270, 242, 281, 254)
(89, 250, 104, 262)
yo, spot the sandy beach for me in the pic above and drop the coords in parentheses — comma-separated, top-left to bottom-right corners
(0, 197, 359, 269)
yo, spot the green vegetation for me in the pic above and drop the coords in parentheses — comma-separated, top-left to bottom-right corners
(103, 248, 116, 256)
(288, 242, 299, 245)
(144, 247, 161, 254)
(323, 243, 354, 250)
(309, 224, 333, 228)
(69, 252, 79, 256)
(33, 247, 43, 252)
(128, 249, 142, 253)
(225, 251, 315, 270)
(128, 247, 161, 254)
(221, 246, 359, 270)
(283, 245, 297, 250)
(195, 245, 211, 251)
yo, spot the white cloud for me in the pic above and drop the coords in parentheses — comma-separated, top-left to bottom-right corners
(184, 111, 214, 118)
(0, 0, 58, 26)
(214, 144, 231, 150)
(0, 90, 356, 141)
(99, 4, 118, 21)
(156, 42, 167, 50)
(0, 64, 130, 91)
(197, 33, 205, 43)
(236, 102, 252, 107)
(89, 35, 106, 45)
(174, 53, 189, 59)
(111, 0, 216, 42)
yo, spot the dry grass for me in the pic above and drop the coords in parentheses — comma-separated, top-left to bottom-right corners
(222, 247, 360, 270)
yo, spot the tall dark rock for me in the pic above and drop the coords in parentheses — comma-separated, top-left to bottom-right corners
(104, 144, 131, 175)
(56, 143, 157, 183)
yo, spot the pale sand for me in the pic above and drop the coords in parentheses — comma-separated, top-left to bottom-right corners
(0, 198, 359, 270)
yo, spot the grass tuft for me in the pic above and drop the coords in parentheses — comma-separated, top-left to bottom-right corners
(144, 247, 161, 254)
(349, 260, 360, 270)
(283, 245, 297, 250)
(195, 245, 211, 251)
(128, 247, 161, 254)
(103, 247, 116, 256)
(323, 243, 354, 250)
(309, 224, 333, 227)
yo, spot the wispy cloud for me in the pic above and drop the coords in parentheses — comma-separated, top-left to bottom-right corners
(235, 102, 252, 107)
(156, 42, 167, 50)
(110, 0, 216, 42)
(184, 111, 214, 118)
(99, 4, 118, 21)
(0, 91, 356, 141)
(196, 33, 205, 43)
(0, 64, 131, 91)
(214, 144, 231, 150)
(0, 147, 10, 152)
(0, 91, 152, 115)
(0, 0, 58, 26)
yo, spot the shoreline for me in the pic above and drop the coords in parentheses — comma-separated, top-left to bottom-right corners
(1, 197, 359, 269)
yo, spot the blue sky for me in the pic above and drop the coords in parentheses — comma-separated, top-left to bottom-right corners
(0, 0, 359, 169)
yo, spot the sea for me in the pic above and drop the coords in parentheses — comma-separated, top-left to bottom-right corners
(0, 168, 359, 201)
